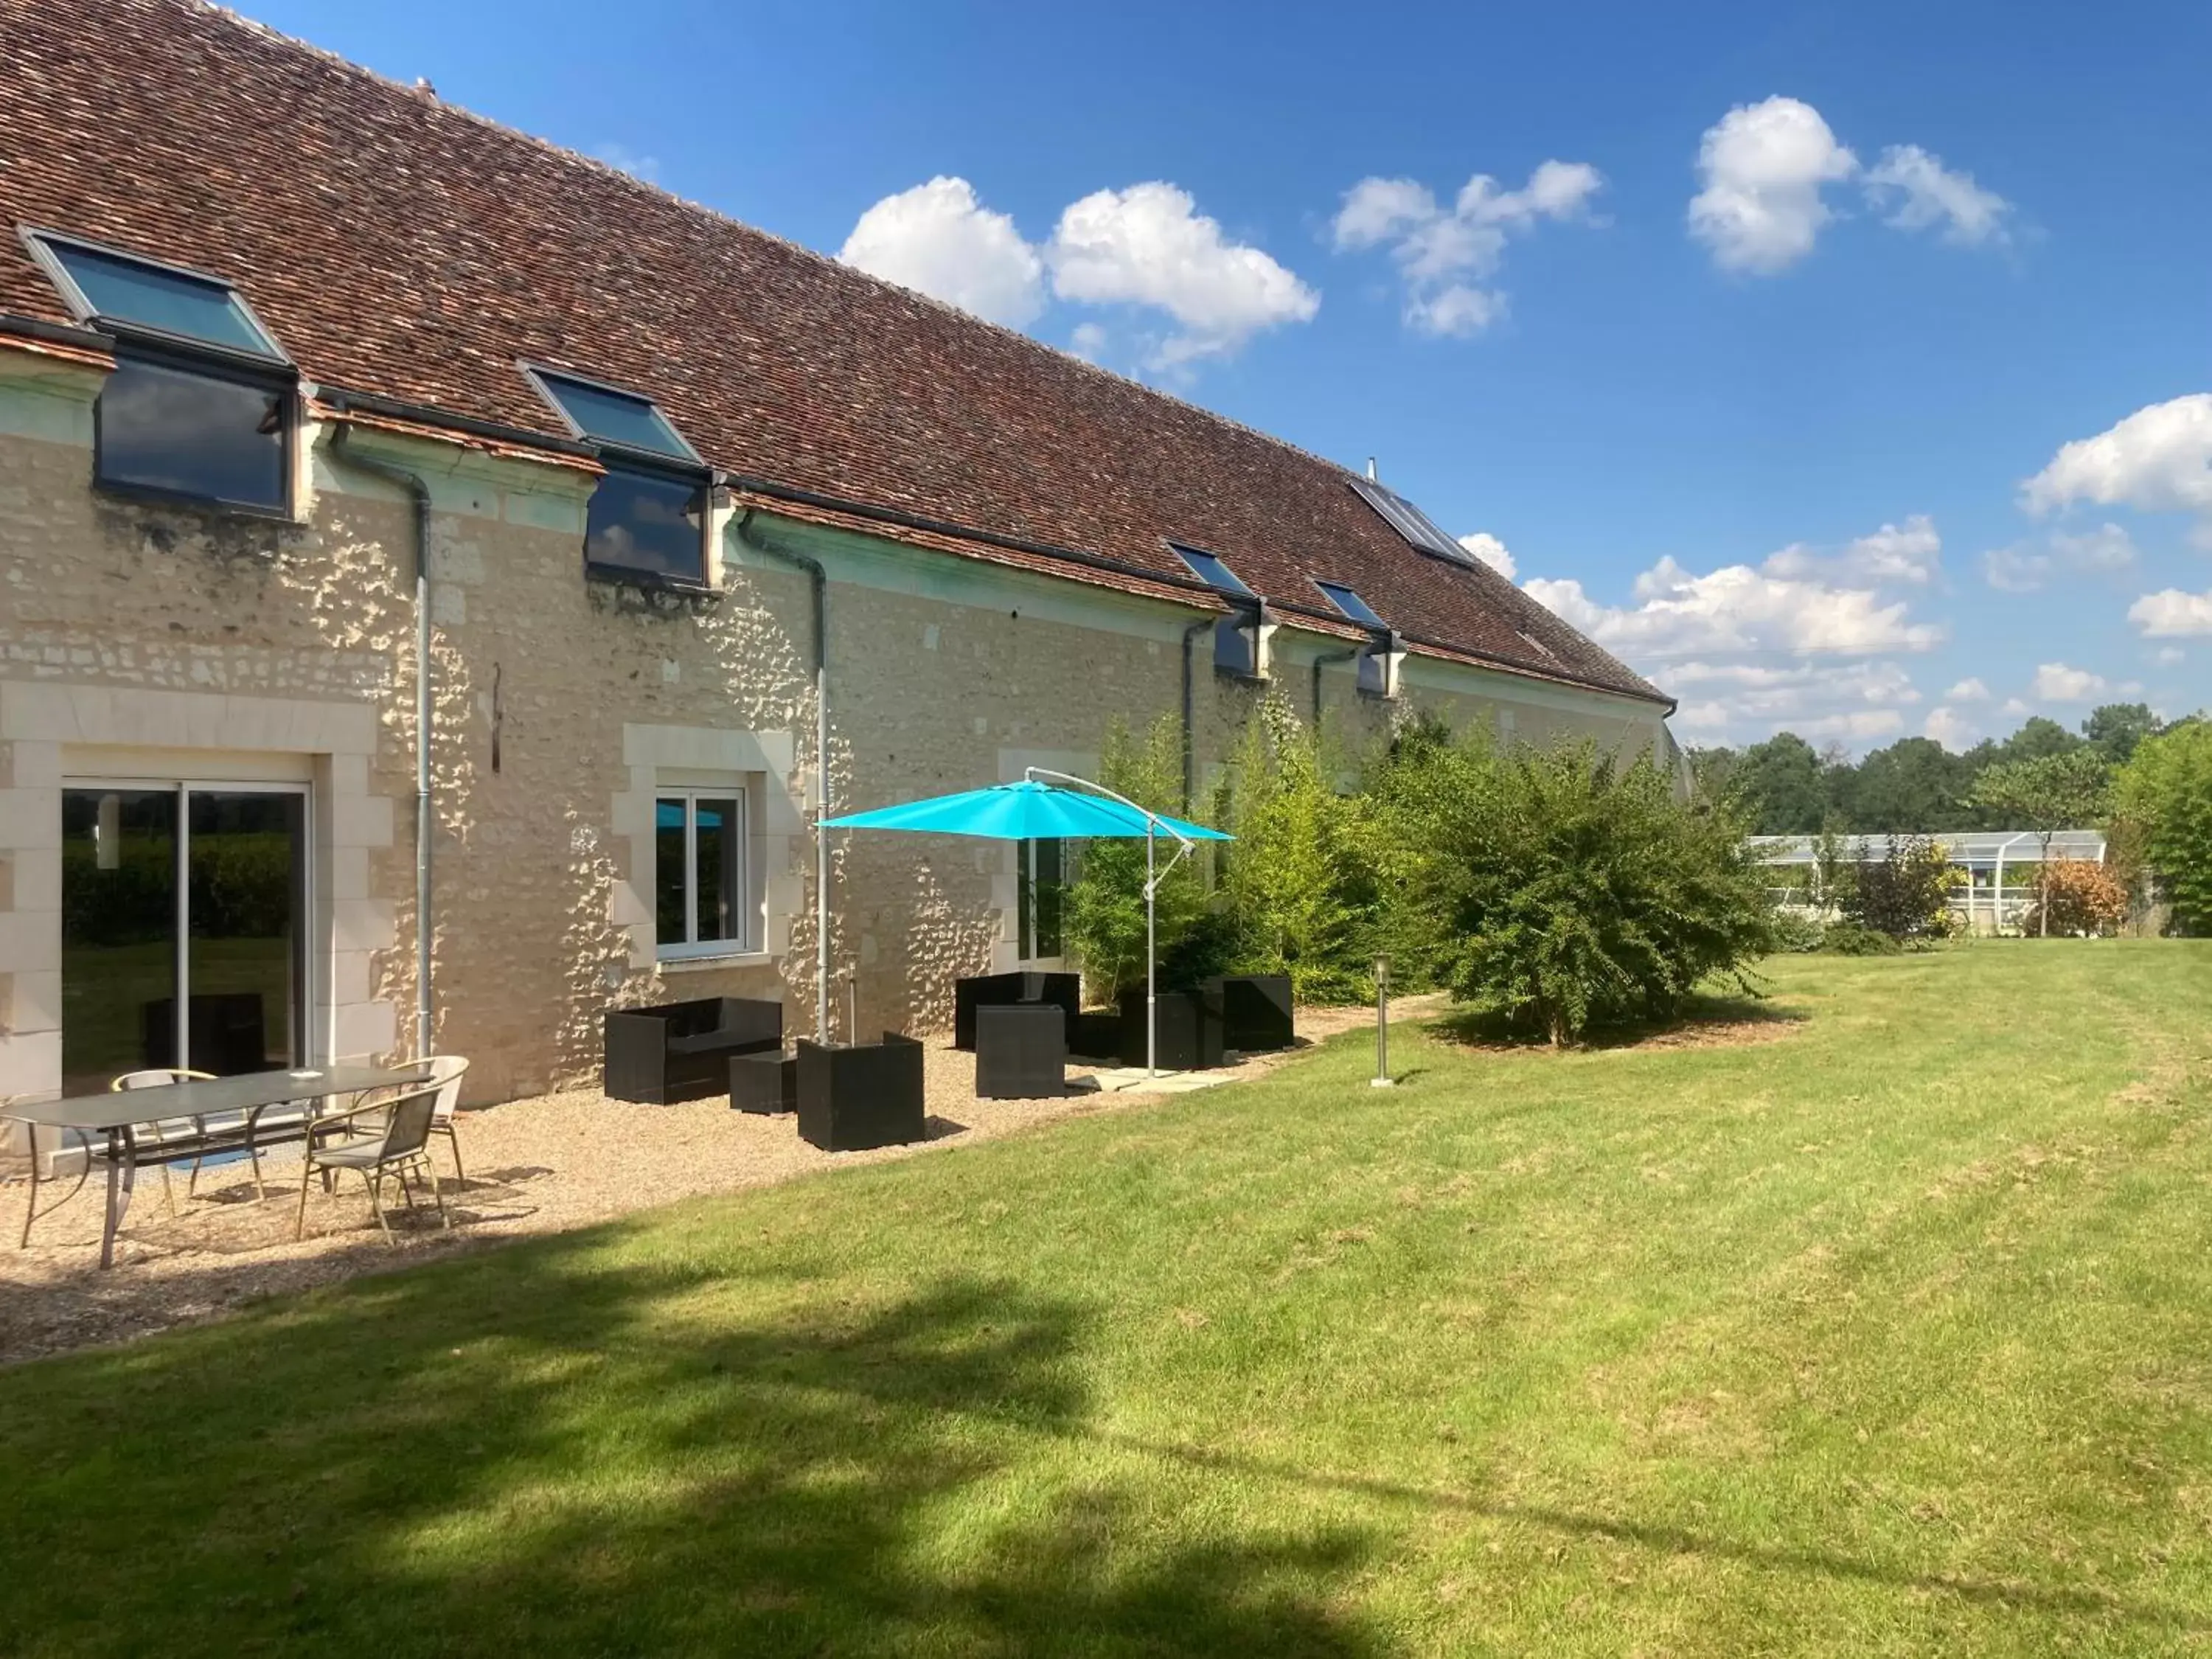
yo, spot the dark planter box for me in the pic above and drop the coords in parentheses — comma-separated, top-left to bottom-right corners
(1069, 1009, 1123, 1062)
(728, 1050, 797, 1114)
(1206, 973, 1295, 1053)
(604, 997, 783, 1104)
(953, 971, 1080, 1051)
(1117, 987, 1225, 1071)
(797, 1033, 927, 1151)
(975, 1002, 1066, 1099)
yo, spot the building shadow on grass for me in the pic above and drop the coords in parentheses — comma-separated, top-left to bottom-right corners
(0, 1233, 1383, 1656)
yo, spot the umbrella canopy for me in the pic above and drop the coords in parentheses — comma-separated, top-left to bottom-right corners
(820, 779, 1230, 843)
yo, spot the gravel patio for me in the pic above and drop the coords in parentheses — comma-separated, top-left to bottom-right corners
(0, 1001, 1413, 1365)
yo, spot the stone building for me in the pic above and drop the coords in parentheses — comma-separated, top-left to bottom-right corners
(0, 0, 1674, 1108)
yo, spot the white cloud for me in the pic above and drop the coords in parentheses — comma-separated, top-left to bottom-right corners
(1526, 557, 1942, 660)
(2000, 696, 2034, 718)
(840, 176, 1045, 327)
(2154, 645, 2187, 665)
(1924, 706, 1978, 751)
(1687, 97, 1858, 274)
(592, 142, 661, 184)
(1065, 321, 1109, 362)
(1764, 514, 1941, 585)
(1333, 161, 1602, 336)
(1456, 532, 1516, 580)
(2129, 587, 2212, 638)
(1046, 183, 1318, 366)
(2031, 661, 2140, 701)
(1666, 659, 1918, 740)
(2023, 394, 2212, 542)
(1945, 678, 1992, 702)
(1863, 145, 2011, 246)
(1980, 521, 2138, 592)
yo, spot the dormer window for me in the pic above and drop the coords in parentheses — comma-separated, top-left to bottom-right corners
(1313, 580, 1385, 628)
(524, 364, 711, 585)
(1348, 476, 1471, 566)
(21, 229, 294, 515)
(1169, 541, 1251, 594)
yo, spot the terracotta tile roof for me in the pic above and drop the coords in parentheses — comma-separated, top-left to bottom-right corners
(0, 0, 1669, 709)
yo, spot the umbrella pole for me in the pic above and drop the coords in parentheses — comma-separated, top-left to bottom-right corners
(1146, 822, 1158, 1079)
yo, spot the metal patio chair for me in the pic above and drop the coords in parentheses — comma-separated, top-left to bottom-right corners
(294, 1079, 450, 1244)
(109, 1068, 218, 1216)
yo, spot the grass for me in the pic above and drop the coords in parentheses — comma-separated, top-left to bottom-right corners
(4, 943, 2211, 1655)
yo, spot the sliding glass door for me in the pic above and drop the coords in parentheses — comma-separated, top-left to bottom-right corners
(60, 782, 307, 1096)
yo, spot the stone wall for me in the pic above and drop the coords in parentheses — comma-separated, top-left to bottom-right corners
(0, 346, 1672, 1107)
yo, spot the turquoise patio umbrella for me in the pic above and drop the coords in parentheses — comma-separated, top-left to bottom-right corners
(820, 770, 1231, 1077)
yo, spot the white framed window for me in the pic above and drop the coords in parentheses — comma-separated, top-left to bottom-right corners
(654, 790, 749, 959)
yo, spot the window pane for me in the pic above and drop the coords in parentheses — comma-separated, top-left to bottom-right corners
(693, 797, 742, 945)
(1316, 581, 1385, 627)
(49, 243, 276, 355)
(537, 372, 695, 459)
(586, 467, 706, 581)
(185, 791, 305, 1077)
(61, 789, 178, 1096)
(1170, 544, 1251, 594)
(98, 357, 287, 509)
(655, 798, 688, 945)
(1034, 838, 1064, 958)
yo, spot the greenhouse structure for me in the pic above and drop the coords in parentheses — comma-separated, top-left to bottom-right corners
(1750, 830, 2110, 935)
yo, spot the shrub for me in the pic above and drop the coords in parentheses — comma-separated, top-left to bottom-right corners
(1374, 736, 1773, 1046)
(1768, 907, 1827, 953)
(2019, 858, 2129, 936)
(2114, 720, 2212, 935)
(1211, 693, 1380, 1004)
(1820, 921, 1905, 956)
(1838, 835, 1960, 940)
(1061, 715, 1209, 1001)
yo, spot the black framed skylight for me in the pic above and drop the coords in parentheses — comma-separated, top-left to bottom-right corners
(523, 364, 701, 464)
(1169, 542, 1252, 594)
(1313, 580, 1385, 628)
(1348, 476, 1470, 565)
(21, 228, 285, 361)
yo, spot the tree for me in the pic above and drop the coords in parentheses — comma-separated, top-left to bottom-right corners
(2082, 702, 2160, 765)
(1847, 737, 1971, 832)
(1970, 750, 2112, 935)
(1994, 716, 2085, 765)
(1838, 835, 1961, 939)
(1212, 692, 1379, 1004)
(1733, 733, 1829, 833)
(2019, 860, 2129, 936)
(1061, 715, 1210, 1001)
(1377, 737, 1773, 1046)
(2113, 719, 2212, 934)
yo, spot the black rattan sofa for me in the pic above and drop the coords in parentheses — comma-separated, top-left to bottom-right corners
(604, 997, 783, 1104)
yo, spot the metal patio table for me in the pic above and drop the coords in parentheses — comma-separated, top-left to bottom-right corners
(7, 1063, 433, 1269)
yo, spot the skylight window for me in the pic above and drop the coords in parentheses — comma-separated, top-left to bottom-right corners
(23, 230, 283, 358)
(522, 364, 711, 584)
(1169, 542, 1252, 594)
(1348, 476, 1470, 565)
(524, 365, 700, 463)
(21, 229, 294, 514)
(1313, 581, 1385, 628)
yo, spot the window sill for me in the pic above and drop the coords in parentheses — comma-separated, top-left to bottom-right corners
(657, 950, 774, 973)
(94, 478, 299, 525)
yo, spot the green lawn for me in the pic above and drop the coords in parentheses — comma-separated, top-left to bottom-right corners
(4, 945, 2211, 1655)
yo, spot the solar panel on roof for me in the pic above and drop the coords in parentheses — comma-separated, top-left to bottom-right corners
(1314, 580, 1385, 627)
(1348, 477, 1470, 563)
(1169, 543, 1253, 594)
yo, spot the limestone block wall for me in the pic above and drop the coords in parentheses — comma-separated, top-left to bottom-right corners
(0, 341, 1671, 1107)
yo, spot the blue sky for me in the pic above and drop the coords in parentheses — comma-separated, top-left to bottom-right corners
(253, 0, 2212, 751)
